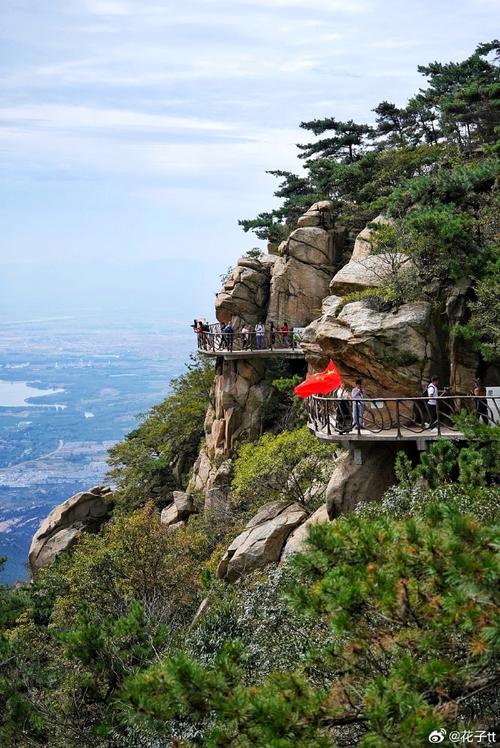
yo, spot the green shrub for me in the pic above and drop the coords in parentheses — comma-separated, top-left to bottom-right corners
(231, 426, 338, 514)
(107, 356, 214, 510)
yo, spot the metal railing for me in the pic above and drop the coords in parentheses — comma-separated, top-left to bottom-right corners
(308, 395, 500, 438)
(195, 329, 302, 353)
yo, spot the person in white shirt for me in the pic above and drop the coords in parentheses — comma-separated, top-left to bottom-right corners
(255, 322, 265, 349)
(241, 324, 251, 350)
(427, 375, 440, 429)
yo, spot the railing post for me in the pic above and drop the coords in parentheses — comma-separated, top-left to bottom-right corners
(395, 399, 402, 438)
(211, 334, 215, 353)
(356, 401, 361, 435)
(436, 400, 441, 436)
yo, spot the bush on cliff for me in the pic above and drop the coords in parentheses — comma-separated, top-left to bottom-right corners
(0, 502, 232, 747)
(108, 355, 214, 510)
(231, 426, 337, 514)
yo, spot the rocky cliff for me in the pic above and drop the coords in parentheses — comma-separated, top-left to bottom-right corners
(191, 200, 342, 504)
(192, 205, 481, 512)
(29, 203, 483, 579)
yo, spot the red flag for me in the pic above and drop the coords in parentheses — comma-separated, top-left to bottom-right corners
(294, 360, 342, 398)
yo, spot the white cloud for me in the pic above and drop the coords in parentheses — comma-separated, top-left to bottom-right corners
(236, 0, 369, 11)
(0, 105, 236, 134)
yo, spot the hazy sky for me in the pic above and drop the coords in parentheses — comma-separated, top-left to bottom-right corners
(1, 0, 498, 318)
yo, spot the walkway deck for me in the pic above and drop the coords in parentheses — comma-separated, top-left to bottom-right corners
(199, 347, 304, 360)
(308, 394, 498, 447)
(309, 424, 465, 447)
(194, 325, 305, 359)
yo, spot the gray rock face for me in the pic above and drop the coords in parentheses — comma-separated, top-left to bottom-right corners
(204, 459, 234, 513)
(297, 200, 335, 229)
(189, 357, 274, 505)
(281, 504, 329, 558)
(266, 206, 336, 328)
(29, 486, 113, 572)
(302, 298, 437, 396)
(330, 252, 411, 295)
(216, 259, 270, 326)
(217, 501, 307, 582)
(325, 447, 397, 519)
(446, 279, 478, 392)
(160, 491, 195, 527)
(329, 215, 410, 295)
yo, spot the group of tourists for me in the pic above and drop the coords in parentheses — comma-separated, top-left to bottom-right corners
(238, 321, 293, 350)
(194, 319, 294, 351)
(332, 375, 490, 434)
(422, 375, 488, 427)
(334, 379, 366, 434)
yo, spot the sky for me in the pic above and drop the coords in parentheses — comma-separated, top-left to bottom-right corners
(0, 0, 498, 320)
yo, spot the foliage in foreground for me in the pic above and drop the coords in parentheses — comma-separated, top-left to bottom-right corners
(117, 502, 499, 747)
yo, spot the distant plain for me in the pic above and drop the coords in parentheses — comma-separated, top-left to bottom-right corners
(0, 314, 193, 583)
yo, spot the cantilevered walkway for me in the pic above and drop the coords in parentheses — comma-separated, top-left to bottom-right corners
(195, 324, 304, 360)
(308, 394, 499, 449)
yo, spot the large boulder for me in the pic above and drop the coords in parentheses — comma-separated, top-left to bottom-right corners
(215, 258, 270, 326)
(265, 202, 336, 328)
(281, 504, 329, 558)
(217, 501, 307, 582)
(301, 298, 441, 396)
(329, 215, 410, 295)
(29, 486, 113, 572)
(297, 200, 335, 229)
(330, 252, 411, 295)
(160, 491, 195, 527)
(325, 447, 397, 519)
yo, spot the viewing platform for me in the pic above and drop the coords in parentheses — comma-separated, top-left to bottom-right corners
(307, 394, 499, 450)
(194, 324, 305, 360)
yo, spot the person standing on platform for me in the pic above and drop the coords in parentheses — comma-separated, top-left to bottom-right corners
(269, 321, 276, 347)
(223, 322, 234, 351)
(255, 321, 265, 349)
(336, 383, 352, 434)
(471, 378, 488, 424)
(351, 379, 365, 429)
(241, 324, 251, 350)
(281, 321, 290, 347)
(426, 375, 440, 429)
